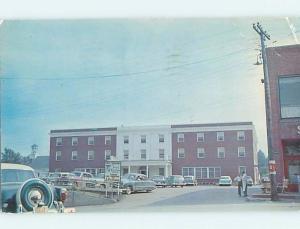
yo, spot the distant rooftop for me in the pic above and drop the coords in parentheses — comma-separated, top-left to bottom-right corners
(171, 122, 253, 128)
(50, 127, 117, 133)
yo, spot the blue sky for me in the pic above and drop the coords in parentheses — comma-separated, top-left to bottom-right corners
(1, 18, 299, 156)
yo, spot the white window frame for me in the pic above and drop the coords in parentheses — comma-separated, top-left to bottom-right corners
(105, 136, 111, 145)
(237, 131, 245, 141)
(141, 135, 146, 144)
(159, 149, 165, 160)
(124, 136, 129, 144)
(88, 150, 94, 160)
(178, 148, 185, 158)
(56, 138, 62, 146)
(105, 149, 111, 160)
(56, 151, 61, 161)
(197, 148, 205, 158)
(71, 151, 78, 160)
(141, 149, 147, 160)
(238, 147, 246, 157)
(88, 136, 95, 145)
(177, 133, 184, 143)
(123, 150, 129, 160)
(217, 147, 225, 158)
(197, 133, 205, 142)
(72, 137, 78, 146)
(239, 166, 247, 175)
(217, 132, 224, 141)
(159, 134, 165, 143)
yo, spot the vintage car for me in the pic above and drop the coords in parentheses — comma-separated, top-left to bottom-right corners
(151, 175, 166, 187)
(120, 173, 156, 194)
(165, 175, 185, 187)
(1, 163, 68, 213)
(183, 176, 198, 186)
(218, 176, 232, 186)
(55, 173, 76, 188)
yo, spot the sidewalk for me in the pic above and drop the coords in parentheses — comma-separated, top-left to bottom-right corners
(248, 191, 300, 202)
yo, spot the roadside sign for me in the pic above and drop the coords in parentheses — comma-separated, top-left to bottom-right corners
(105, 161, 121, 182)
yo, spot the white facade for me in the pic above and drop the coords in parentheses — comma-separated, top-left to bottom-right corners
(116, 125, 172, 177)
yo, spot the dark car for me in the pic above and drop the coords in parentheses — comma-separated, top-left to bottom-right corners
(151, 175, 166, 187)
(120, 173, 156, 194)
(165, 175, 185, 187)
(1, 163, 68, 213)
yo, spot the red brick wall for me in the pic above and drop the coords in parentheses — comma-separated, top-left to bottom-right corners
(266, 45, 300, 182)
(49, 135, 116, 172)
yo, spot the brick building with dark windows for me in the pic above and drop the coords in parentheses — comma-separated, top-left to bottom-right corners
(266, 44, 300, 191)
(49, 127, 117, 175)
(171, 122, 258, 184)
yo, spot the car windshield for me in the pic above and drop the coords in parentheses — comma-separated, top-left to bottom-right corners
(220, 176, 230, 179)
(184, 177, 193, 181)
(1, 169, 35, 183)
(73, 172, 82, 177)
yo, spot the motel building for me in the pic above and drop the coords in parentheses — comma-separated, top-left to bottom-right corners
(49, 127, 117, 175)
(49, 122, 258, 183)
(116, 125, 172, 177)
(171, 122, 259, 184)
(266, 44, 300, 191)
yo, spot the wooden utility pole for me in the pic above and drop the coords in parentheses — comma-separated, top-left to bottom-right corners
(253, 22, 278, 201)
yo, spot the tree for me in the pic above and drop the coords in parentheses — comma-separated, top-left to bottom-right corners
(257, 150, 268, 176)
(1, 148, 23, 164)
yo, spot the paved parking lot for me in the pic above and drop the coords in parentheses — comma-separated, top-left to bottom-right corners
(75, 185, 300, 212)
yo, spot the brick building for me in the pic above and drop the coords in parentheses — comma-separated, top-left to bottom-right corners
(49, 122, 258, 183)
(49, 127, 117, 175)
(171, 122, 258, 184)
(266, 44, 300, 191)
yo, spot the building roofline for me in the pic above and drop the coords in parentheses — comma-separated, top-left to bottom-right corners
(171, 122, 253, 128)
(266, 44, 300, 51)
(50, 127, 117, 133)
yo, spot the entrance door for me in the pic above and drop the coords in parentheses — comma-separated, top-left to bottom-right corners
(123, 168, 129, 175)
(139, 166, 147, 176)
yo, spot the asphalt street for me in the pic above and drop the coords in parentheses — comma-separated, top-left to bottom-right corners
(75, 185, 300, 212)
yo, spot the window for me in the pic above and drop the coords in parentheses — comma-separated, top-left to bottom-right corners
(195, 168, 201, 178)
(215, 168, 221, 178)
(159, 149, 165, 160)
(105, 150, 111, 160)
(88, 136, 94, 145)
(237, 131, 245, 141)
(71, 151, 78, 160)
(159, 168, 165, 176)
(88, 151, 94, 160)
(182, 168, 189, 176)
(56, 138, 62, 146)
(123, 150, 129, 160)
(197, 148, 205, 158)
(178, 148, 185, 158)
(209, 168, 214, 178)
(183, 167, 221, 179)
(239, 166, 247, 175)
(197, 133, 204, 142)
(72, 137, 78, 146)
(279, 76, 300, 118)
(201, 168, 207, 178)
(141, 135, 146, 143)
(217, 147, 225, 158)
(238, 147, 246, 157)
(141, 149, 146, 160)
(177, 133, 184, 143)
(56, 151, 61, 161)
(124, 136, 129, 144)
(159, 134, 165, 143)
(217, 132, 224, 141)
(105, 136, 111, 145)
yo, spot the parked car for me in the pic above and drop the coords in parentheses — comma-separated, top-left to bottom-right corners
(218, 176, 232, 186)
(151, 175, 166, 187)
(246, 176, 254, 186)
(184, 176, 198, 186)
(120, 173, 156, 194)
(55, 172, 76, 187)
(1, 163, 68, 213)
(165, 175, 185, 187)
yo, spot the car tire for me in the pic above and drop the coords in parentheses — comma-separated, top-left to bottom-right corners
(16, 178, 54, 212)
(125, 186, 132, 195)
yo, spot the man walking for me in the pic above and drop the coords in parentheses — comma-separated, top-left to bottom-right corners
(242, 172, 248, 197)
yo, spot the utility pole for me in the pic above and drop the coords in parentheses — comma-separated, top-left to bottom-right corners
(253, 22, 278, 201)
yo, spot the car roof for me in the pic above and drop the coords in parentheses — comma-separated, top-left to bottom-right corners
(1, 163, 34, 171)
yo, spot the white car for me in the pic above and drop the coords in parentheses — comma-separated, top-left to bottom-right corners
(218, 176, 232, 186)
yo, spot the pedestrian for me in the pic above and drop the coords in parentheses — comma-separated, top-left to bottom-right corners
(242, 172, 248, 197)
(235, 174, 242, 197)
